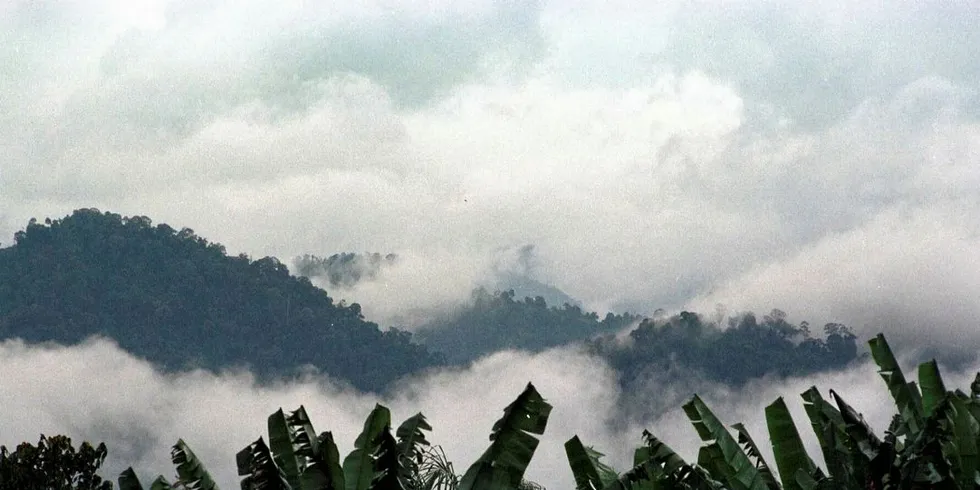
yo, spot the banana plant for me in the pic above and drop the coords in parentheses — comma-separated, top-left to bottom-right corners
(118, 439, 219, 490)
(565, 333, 980, 490)
(458, 382, 553, 490)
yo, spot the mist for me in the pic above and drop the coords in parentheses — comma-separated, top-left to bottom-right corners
(5, 0, 978, 353)
(3, 334, 978, 488)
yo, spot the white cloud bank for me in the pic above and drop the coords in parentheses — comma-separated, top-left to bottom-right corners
(4, 336, 980, 488)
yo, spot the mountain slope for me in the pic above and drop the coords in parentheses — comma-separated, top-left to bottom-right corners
(0, 209, 443, 393)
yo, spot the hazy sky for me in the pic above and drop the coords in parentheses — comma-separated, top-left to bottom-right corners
(3, 2, 980, 486)
(3, 0, 980, 347)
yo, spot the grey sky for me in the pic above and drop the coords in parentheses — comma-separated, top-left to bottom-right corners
(4, 0, 979, 344)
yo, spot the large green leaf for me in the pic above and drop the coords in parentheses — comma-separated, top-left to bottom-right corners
(948, 395, 980, 489)
(372, 428, 405, 490)
(150, 476, 173, 490)
(171, 439, 220, 490)
(289, 407, 322, 460)
(765, 397, 816, 490)
(237, 437, 293, 490)
(639, 430, 689, 479)
(869, 334, 923, 435)
(344, 404, 392, 490)
(682, 395, 769, 490)
(564, 436, 618, 490)
(270, 408, 305, 490)
(731, 423, 781, 490)
(301, 432, 346, 490)
(119, 468, 145, 490)
(458, 383, 552, 490)
(918, 360, 947, 418)
(799, 387, 855, 489)
(396, 413, 433, 490)
(117, 470, 174, 490)
(829, 390, 881, 461)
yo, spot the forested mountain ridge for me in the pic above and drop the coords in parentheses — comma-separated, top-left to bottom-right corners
(0, 209, 862, 397)
(414, 288, 861, 387)
(414, 287, 640, 363)
(0, 209, 443, 393)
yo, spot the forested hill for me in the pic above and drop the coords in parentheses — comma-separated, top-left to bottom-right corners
(415, 288, 640, 363)
(414, 288, 862, 386)
(0, 209, 443, 392)
(0, 209, 863, 396)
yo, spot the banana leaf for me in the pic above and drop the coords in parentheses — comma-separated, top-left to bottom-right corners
(119, 468, 145, 490)
(731, 423, 781, 490)
(344, 404, 392, 490)
(869, 334, 923, 435)
(458, 383, 552, 490)
(171, 439, 220, 490)
(237, 437, 293, 490)
(918, 360, 948, 418)
(372, 429, 405, 490)
(640, 430, 688, 478)
(683, 395, 769, 490)
(765, 397, 817, 490)
(800, 387, 854, 488)
(150, 476, 173, 490)
(396, 413, 433, 489)
(270, 408, 305, 490)
(301, 432, 346, 490)
(289, 406, 322, 463)
(564, 436, 618, 490)
(948, 395, 980, 489)
(696, 443, 740, 489)
(829, 390, 881, 461)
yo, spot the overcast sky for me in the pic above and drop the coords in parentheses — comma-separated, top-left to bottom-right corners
(4, 0, 980, 347)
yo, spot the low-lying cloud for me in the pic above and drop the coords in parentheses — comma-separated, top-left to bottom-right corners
(4, 334, 979, 488)
(3, 1, 980, 371)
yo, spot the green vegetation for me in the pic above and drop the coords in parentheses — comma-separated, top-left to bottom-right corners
(120, 383, 551, 490)
(8, 333, 971, 489)
(141, 334, 980, 488)
(0, 435, 111, 490)
(0, 209, 859, 396)
(415, 288, 640, 364)
(416, 291, 859, 388)
(566, 333, 980, 489)
(594, 310, 860, 387)
(0, 209, 443, 393)
(294, 253, 398, 289)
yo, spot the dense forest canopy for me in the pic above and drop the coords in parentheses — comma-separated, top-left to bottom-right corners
(0, 209, 443, 392)
(415, 287, 640, 364)
(414, 287, 860, 389)
(293, 252, 398, 288)
(0, 209, 860, 396)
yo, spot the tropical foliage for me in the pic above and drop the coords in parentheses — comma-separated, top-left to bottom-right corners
(594, 310, 860, 388)
(415, 288, 640, 364)
(0, 435, 112, 490)
(568, 333, 980, 489)
(0, 209, 443, 393)
(5, 333, 978, 489)
(122, 383, 551, 490)
(0, 210, 861, 397)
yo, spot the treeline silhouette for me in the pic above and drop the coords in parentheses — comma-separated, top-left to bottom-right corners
(0, 210, 860, 395)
